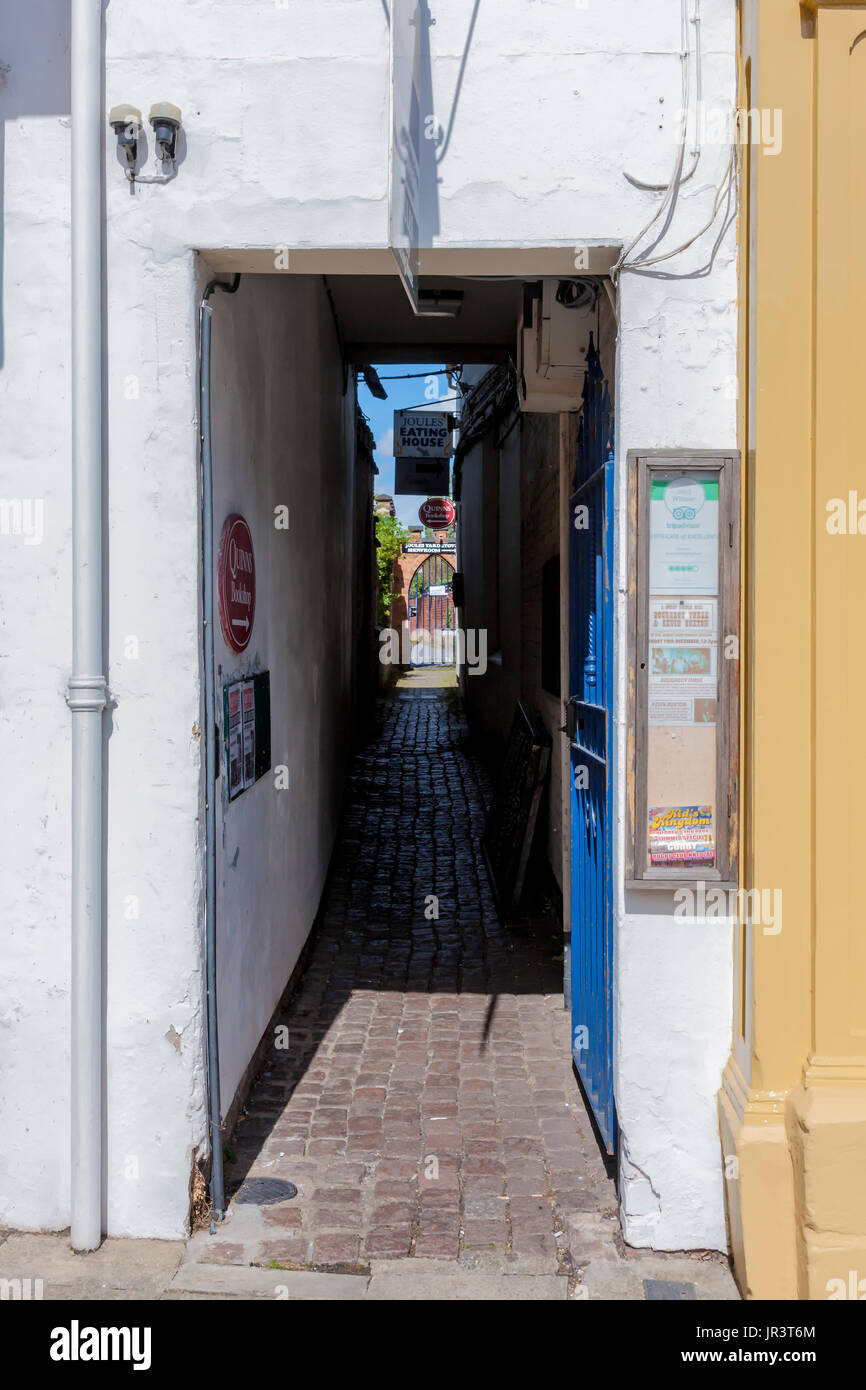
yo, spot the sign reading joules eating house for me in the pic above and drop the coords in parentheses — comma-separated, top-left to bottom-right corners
(218, 513, 256, 653)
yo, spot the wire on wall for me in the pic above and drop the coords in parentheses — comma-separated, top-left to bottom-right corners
(611, 0, 734, 284)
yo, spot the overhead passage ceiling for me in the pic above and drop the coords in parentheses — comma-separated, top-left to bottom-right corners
(324, 275, 522, 364)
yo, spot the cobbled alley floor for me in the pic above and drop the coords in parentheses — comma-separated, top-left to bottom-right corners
(177, 675, 738, 1300)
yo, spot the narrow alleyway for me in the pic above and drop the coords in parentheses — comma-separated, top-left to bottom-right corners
(180, 677, 736, 1298)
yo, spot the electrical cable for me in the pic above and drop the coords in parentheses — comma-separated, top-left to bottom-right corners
(624, 0, 702, 192)
(555, 279, 599, 311)
(374, 368, 452, 380)
(611, 0, 691, 285)
(400, 396, 460, 411)
(619, 141, 737, 272)
(612, 0, 733, 283)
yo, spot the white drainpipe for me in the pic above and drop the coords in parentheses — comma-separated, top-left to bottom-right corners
(67, 0, 107, 1252)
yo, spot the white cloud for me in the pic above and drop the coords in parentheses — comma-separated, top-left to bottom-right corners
(375, 427, 394, 458)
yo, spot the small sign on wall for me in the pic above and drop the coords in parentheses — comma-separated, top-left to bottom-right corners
(217, 513, 256, 653)
(403, 541, 456, 554)
(224, 671, 271, 801)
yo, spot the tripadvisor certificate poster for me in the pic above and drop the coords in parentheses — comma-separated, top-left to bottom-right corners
(649, 475, 719, 595)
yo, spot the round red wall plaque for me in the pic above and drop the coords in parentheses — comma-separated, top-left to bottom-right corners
(217, 513, 256, 653)
(418, 498, 455, 528)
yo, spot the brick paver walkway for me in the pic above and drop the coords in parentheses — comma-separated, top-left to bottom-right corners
(193, 686, 620, 1278)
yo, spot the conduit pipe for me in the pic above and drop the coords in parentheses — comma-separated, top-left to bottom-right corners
(68, 0, 107, 1254)
(199, 273, 240, 1223)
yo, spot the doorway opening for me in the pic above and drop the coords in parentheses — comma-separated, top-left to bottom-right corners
(197, 253, 620, 1270)
(407, 554, 455, 666)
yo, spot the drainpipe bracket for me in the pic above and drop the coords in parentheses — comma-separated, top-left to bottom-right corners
(66, 674, 109, 713)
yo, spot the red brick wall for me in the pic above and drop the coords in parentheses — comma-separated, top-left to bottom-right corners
(390, 529, 455, 646)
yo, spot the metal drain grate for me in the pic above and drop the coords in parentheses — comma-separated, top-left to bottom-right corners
(643, 1278, 696, 1301)
(232, 1178, 299, 1206)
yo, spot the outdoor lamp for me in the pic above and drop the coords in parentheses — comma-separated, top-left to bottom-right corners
(108, 104, 142, 172)
(149, 102, 182, 162)
(361, 365, 388, 400)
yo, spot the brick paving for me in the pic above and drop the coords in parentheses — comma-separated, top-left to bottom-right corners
(192, 684, 621, 1277)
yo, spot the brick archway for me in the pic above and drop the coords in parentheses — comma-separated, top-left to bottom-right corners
(390, 532, 456, 647)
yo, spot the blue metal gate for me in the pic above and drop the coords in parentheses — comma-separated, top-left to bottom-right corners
(408, 554, 455, 665)
(568, 334, 616, 1153)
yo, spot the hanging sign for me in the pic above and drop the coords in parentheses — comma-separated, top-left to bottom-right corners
(217, 513, 256, 653)
(389, 0, 422, 312)
(394, 410, 454, 458)
(395, 456, 451, 496)
(418, 498, 455, 528)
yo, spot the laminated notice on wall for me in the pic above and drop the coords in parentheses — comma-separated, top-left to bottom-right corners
(226, 684, 244, 800)
(241, 680, 256, 790)
(648, 805, 714, 865)
(648, 598, 718, 726)
(649, 477, 718, 595)
(224, 673, 271, 802)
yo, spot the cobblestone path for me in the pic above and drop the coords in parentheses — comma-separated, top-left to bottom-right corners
(192, 687, 621, 1277)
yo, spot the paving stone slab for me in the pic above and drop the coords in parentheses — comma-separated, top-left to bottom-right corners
(169, 1263, 368, 1300)
(576, 1253, 739, 1301)
(0, 1234, 184, 1299)
(366, 1271, 568, 1300)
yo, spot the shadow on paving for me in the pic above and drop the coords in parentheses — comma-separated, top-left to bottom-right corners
(204, 679, 622, 1279)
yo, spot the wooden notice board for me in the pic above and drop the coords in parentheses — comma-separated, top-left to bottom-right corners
(626, 451, 740, 888)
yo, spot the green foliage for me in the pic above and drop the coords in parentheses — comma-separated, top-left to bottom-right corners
(375, 512, 410, 627)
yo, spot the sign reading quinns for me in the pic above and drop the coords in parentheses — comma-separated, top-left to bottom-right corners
(418, 498, 455, 528)
(217, 513, 256, 653)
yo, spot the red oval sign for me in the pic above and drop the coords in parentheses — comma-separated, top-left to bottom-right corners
(418, 497, 455, 529)
(217, 514, 256, 653)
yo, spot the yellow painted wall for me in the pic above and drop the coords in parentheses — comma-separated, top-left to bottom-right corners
(724, 0, 866, 1300)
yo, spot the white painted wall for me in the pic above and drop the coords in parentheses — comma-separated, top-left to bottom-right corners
(613, 270, 737, 1251)
(209, 273, 355, 1110)
(0, 3, 73, 1233)
(1, 0, 737, 1241)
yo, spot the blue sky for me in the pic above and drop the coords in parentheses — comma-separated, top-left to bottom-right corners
(357, 362, 456, 530)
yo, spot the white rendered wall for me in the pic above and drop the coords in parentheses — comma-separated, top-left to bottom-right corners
(209, 274, 355, 1111)
(1, 0, 737, 1240)
(0, 4, 74, 1232)
(612, 268, 737, 1250)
